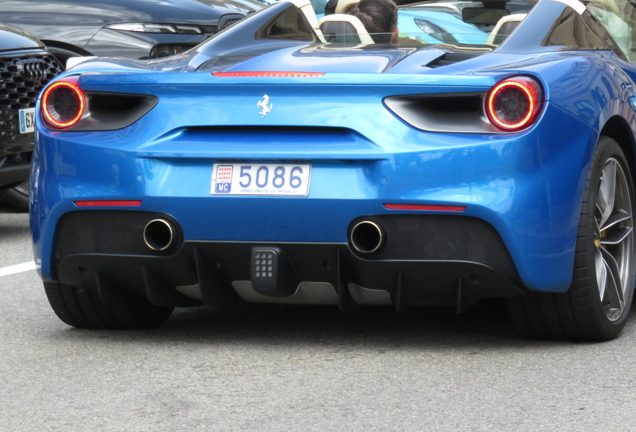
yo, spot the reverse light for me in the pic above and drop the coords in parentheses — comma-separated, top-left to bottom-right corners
(212, 71, 324, 77)
(41, 78, 86, 129)
(486, 76, 542, 131)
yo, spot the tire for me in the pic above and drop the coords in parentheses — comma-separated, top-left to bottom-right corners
(44, 282, 174, 330)
(507, 136, 636, 341)
(3, 180, 29, 211)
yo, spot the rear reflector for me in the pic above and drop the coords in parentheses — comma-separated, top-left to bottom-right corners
(74, 200, 142, 207)
(212, 71, 324, 77)
(384, 203, 466, 212)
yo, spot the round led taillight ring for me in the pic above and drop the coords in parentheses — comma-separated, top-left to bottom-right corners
(41, 80, 86, 129)
(486, 77, 542, 132)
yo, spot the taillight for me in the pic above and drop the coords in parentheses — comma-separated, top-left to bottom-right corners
(41, 77, 86, 129)
(486, 76, 542, 132)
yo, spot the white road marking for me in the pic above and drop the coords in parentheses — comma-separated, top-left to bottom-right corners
(0, 261, 36, 277)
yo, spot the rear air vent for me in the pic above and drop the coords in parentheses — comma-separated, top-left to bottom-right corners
(159, 126, 375, 154)
(426, 52, 479, 68)
(384, 93, 503, 133)
(180, 126, 358, 143)
(46, 91, 158, 132)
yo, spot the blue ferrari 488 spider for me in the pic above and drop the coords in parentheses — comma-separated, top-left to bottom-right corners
(31, 0, 636, 340)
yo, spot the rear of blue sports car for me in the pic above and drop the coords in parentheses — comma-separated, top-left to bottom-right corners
(30, 0, 636, 339)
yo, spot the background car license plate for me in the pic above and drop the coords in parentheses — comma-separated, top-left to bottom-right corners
(211, 163, 311, 196)
(19, 108, 35, 134)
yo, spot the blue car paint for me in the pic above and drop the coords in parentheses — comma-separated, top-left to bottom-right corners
(32, 61, 598, 293)
(30, 0, 636, 298)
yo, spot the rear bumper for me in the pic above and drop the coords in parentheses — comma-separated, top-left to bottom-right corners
(31, 100, 598, 293)
(52, 211, 524, 308)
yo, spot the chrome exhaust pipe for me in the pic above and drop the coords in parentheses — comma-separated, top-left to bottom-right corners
(143, 219, 176, 251)
(350, 220, 385, 254)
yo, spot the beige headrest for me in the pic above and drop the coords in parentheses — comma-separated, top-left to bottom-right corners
(318, 13, 375, 44)
(335, 0, 360, 14)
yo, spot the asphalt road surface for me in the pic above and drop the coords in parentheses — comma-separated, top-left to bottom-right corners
(3, 201, 636, 431)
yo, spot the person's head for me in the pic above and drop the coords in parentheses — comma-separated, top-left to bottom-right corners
(348, 0, 398, 43)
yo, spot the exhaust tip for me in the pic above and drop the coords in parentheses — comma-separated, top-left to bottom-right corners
(144, 219, 175, 251)
(350, 220, 385, 254)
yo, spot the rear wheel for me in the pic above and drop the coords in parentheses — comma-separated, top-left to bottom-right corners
(507, 136, 635, 341)
(44, 282, 174, 330)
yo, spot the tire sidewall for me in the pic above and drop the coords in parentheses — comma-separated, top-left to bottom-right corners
(577, 136, 636, 336)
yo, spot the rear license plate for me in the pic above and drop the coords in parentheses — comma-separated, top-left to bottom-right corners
(210, 163, 311, 196)
(19, 108, 35, 134)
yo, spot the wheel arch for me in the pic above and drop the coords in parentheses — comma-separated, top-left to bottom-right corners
(599, 115, 636, 190)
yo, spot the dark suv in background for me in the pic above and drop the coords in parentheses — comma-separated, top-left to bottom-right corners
(0, 0, 264, 209)
(0, 25, 62, 209)
(0, 0, 262, 64)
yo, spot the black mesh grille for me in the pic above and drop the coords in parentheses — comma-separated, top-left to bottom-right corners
(0, 53, 62, 145)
